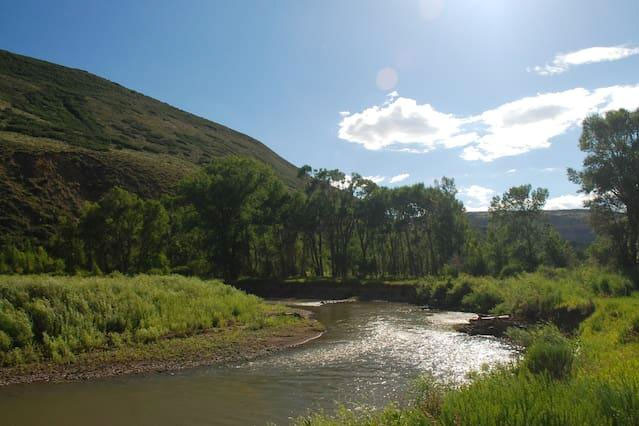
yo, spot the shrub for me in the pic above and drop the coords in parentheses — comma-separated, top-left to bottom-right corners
(462, 287, 503, 314)
(521, 326, 574, 380)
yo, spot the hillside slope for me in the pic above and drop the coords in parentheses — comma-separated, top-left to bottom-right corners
(467, 210, 595, 247)
(0, 49, 300, 241)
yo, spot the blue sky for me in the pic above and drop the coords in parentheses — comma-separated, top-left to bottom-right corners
(2, 0, 639, 209)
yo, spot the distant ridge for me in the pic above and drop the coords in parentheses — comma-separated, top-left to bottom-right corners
(0, 49, 301, 241)
(466, 209, 595, 247)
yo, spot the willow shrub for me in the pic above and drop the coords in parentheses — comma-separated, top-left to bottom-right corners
(0, 274, 275, 366)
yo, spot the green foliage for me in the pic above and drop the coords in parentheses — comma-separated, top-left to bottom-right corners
(513, 325, 575, 379)
(569, 108, 639, 270)
(0, 244, 64, 275)
(0, 274, 277, 366)
(485, 185, 572, 274)
(300, 370, 639, 426)
(179, 156, 289, 280)
(412, 268, 601, 324)
(619, 316, 639, 344)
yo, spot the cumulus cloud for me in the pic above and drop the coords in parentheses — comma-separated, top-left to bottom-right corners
(389, 173, 410, 184)
(460, 185, 495, 211)
(530, 45, 639, 75)
(545, 193, 590, 210)
(339, 111, 351, 117)
(338, 95, 476, 152)
(338, 85, 639, 162)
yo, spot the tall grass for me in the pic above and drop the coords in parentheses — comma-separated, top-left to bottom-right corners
(0, 274, 278, 366)
(408, 266, 636, 326)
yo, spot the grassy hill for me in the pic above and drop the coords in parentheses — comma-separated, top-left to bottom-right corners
(467, 209, 595, 247)
(0, 49, 301, 241)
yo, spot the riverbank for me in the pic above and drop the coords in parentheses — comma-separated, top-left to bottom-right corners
(0, 319, 323, 386)
(0, 274, 324, 386)
(233, 267, 615, 333)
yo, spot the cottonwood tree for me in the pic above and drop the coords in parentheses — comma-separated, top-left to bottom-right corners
(568, 108, 639, 269)
(78, 187, 169, 273)
(488, 185, 549, 273)
(180, 156, 287, 280)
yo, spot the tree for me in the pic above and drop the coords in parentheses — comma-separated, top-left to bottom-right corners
(137, 200, 170, 272)
(179, 156, 286, 280)
(568, 108, 639, 269)
(77, 188, 169, 273)
(488, 185, 549, 273)
(80, 188, 144, 273)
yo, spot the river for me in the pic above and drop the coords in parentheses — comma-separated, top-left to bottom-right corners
(0, 301, 516, 426)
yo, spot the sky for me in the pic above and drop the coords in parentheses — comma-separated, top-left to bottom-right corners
(1, 0, 639, 210)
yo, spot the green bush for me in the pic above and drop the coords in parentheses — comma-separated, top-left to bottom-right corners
(524, 339, 574, 379)
(518, 326, 574, 380)
(462, 287, 503, 313)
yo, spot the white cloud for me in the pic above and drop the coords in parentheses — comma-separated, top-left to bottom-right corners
(531, 45, 639, 75)
(387, 91, 399, 100)
(545, 193, 590, 210)
(331, 174, 388, 189)
(389, 173, 410, 184)
(364, 175, 385, 184)
(339, 111, 351, 117)
(542, 167, 558, 172)
(506, 169, 517, 174)
(338, 85, 639, 162)
(460, 185, 495, 211)
(338, 95, 476, 152)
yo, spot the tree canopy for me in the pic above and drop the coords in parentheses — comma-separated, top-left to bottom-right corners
(569, 108, 639, 269)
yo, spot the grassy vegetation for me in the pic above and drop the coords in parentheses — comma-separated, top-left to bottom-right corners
(296, 268, 639, 426)
(0, 49, 301, 242)
(255, 267, 624, 327)
(0, 274, 301, 367)
(412, 267, 613, 324)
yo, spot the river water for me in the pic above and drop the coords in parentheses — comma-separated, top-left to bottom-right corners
(0, 302, 516, 426)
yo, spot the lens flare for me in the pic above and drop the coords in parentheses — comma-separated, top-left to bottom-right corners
(376, 67, 398, 91)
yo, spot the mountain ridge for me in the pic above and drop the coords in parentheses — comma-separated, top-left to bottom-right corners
(466, 209, 595, 247)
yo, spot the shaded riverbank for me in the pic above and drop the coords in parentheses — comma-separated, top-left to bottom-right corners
(233, 278, 420, 303)
(233, 271, 596, 334)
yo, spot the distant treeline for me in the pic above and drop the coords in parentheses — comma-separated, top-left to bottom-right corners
(0, 158, 574, 280)
(2, 108, 637, 280)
